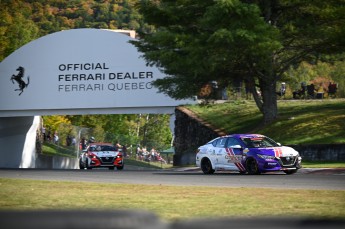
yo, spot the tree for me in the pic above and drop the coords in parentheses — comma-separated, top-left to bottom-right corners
(64, 114, 172, 151)
(132, 0, 345, 124)
(284, 60, 345, 98)
(331, 61, 345, 97)
(0, 0, 40, 60)
(42, 115, 72, 144)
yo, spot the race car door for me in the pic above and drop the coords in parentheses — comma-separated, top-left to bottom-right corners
(219, 137, 246, 172)
(212, 137, 228, 170)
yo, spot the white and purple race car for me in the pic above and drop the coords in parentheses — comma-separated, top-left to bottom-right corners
(196, 134, 302, 175)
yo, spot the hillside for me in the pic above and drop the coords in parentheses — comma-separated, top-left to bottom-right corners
(186, 99, 345, 145)
(1, 0, 150, 60)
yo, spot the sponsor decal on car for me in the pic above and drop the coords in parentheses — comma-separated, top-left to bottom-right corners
(274, 147, 283, 157)
(225, 148, 246, 172)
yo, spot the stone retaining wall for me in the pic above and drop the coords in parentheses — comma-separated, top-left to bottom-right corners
(291, 144, 345, 161)
(173, 107, 226, 165)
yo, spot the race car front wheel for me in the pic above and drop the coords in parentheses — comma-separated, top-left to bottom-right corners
(85, 158, 92, 170)
(246, 158, 260, 175)
(201, 158, 215, 174)
(79, 159, 85, 170)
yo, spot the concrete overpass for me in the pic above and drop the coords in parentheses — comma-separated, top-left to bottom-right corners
(0, 29, 193, 168)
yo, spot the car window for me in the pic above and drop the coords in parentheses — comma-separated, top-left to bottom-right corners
(214, 138, 227, 148)
(241, 137, 279, 148)
(211, 139, 219, 147)
(89, 146, 96, 151)
(225, 137, 241, 147)
(89, 145, 116, 151)
(101, 145, 116, 151)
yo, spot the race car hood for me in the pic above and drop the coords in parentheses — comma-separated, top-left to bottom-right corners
(90, 151, 119, 157)
(248, 146, 299, 157)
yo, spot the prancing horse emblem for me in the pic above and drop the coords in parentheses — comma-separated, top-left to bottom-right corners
(10, 66, 30, 96)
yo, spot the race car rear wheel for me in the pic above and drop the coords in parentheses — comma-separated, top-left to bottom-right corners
(201, 158, 215, 174)
(246, 158, 260, 175)
(117, 165, 124, 170)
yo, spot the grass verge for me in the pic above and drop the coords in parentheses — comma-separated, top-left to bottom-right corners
(125, 158, 173, 169)
(42, 142, 76, 158)
(0, 178, 344, 221)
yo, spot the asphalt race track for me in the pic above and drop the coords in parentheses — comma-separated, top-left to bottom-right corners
(0, 168, 344, 229)
(0, 167, 344, 190)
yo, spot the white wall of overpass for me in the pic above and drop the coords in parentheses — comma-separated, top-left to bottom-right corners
(0, 116, 38, 168)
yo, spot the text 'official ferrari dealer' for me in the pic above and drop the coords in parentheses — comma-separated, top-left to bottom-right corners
(57, 62, 154, 92)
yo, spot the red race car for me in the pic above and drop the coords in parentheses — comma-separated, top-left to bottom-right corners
(79, 143, 124, 170)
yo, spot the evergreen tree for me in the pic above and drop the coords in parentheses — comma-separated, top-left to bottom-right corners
(132, 0, 345, 124)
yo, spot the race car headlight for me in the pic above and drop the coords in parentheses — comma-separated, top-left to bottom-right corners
(257, 154, 276, 160)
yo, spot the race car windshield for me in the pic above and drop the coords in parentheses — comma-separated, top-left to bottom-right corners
(241, 137, 279, 148)
(90, 145, 116, 151)
(100, 145, 116, 151)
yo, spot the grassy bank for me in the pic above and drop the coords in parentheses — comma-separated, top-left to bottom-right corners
(42, 142, 76, 157)
(0, 178, 344, 221)
(187, 99, 345, 144)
